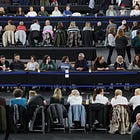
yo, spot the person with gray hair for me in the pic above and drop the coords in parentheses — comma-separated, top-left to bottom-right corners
(74, 53, 89, 71)
(131, 113, 140, 140)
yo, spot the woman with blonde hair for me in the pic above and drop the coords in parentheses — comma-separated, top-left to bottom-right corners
(67, 89, 82, 105)
(115, 29, 128, 59)
(111, 89, 128, 107)
(50, 88, 64, 105)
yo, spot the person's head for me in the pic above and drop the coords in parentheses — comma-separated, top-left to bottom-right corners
(54, 6, 58, 11)
(134, 88, 140, 96)
(0, 55, 5, 63)
(134, 4, 139, 10)
(133, 21, 138, 26)
(8, 20, 14, 25)
(69, 21, 76, 27)
(0, 7, 4, 12)
(19, 21, 24, 26)
(109, 19, 114, 24)
(13, 88, 23, 98)
(99, 56, 105, 64)
(66, 5, 70, 11)
(30, 55, 36, 63)
(43, 55, 51, 63)
(115, 89, 122, 97)
(29, 90, 37, 99)
(78, 53, 85, 61)
(61, 56, 69, 63)
(109, 5, 114, 10)
(120, 4, 125, 10)
(40, 6, 45, 11)
(97, 21, 101, 26)
(116, 55, 123, 63)
(33, 19, 38, 24)
(53, 88, 62, 100)
(29, 6, 34, 12)
(117, 29, 124, 38)
(134, 54, 140, 62)
(45, 20, 50, 26)
(122, 20, 126, 25)
(71, 89, 80, 96)
(93, 88, 104, 100)
(136, 113, 140, 126)
(57, 21, 63, 29)
(109, 27, 115, 34)
(85, 22, 91, 27)
(14, 54, 20, 62)
(17, 7, 22, 12)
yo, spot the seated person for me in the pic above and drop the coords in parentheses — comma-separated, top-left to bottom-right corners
(75, 53, 89, 71)
(110, 89, 128, 107)
(38, 6, 49, 16)
(25, 55, 39, 71)
(9, 88, 27, 109)
(40, 55, 57, 71)
(130, 4, 140, 16)
(10, 53, 24, 71)
(51, 6, 62, 16)
(128, 54, 140, 70)
(93, 56, 109, 71)
(16, 7, 25, 16)
(0, 55, 10, 71)
(114, 55, 127, 70)
(0, 7, 6, 16)
(50, 88, 64, 105)
(15, 21, 27, 45)
(67, 89, 82, 105)
(106, 5, 117, 16)
(92, 88, 109, 104)
(119, 4, 128, 16)
(63, 5, 72, 16)
(26, 6, 37, 17)
(58, 56, 72, 71)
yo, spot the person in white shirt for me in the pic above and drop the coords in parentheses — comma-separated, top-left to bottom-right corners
(30, 19, 40, 31)
(51, 6, 62, 16)
(111, 89, 128, 107)
(26, 6, 37, 17)
(130, 88, 140, 110)
(67, 89, 82, 105)
(92, 88, 109, 105)
(25, 55, 39, 71)
(130, 4, 140, 16)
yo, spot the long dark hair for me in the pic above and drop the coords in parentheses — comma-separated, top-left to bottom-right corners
(93, 88, 103, 101)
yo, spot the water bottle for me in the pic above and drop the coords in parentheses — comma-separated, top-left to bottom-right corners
(3, 64, 6, 71)
(65, 68, 69, 78)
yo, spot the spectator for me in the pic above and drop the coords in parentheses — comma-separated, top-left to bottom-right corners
(131, 21, 140, 39)
(63, 5, 72, 16)
(9, 88, 27, 108)
(75, 53, 89, 71)
(132, 29, 140, 55)
(51, 6, 62, 16)
(106, 5, 117, 16)
(15, 21, 27, 45)
(131, 113, 140, 140)
(58, 56, 72, 71)
(0, 55, 10, 71)
(10, 54, 24, 71)
(128, 54, 140, 70)
(16, 7, 25, 16)
(40, 55, 57, 71)
(50, 88, 64, 105)
(117, 20, 127, 33)
(4, 20, 16, 32)
(107, 27, 116, 65)
(114, 55, 127, 70)
(38, 6, 49, 16)
(92, 88, 109, 104)
(0, 7, 6, 16)
(106, 19, 117, 34)
(67, 89, 82, 105)
(130, 88, 140, 110)
(26, 6, 37, 17)
(93, 56, 109, 71)
(130, 4, 140, 16)
(119, 4, 128, 16)
(25, 55, 39, 71)
(115, 29, 128, 58)
(110, 89, 128, 107)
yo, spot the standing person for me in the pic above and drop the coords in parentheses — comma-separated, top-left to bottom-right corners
(115, 29, 128, 59)
(107, 27, 116, 65)
(131, 113, 140, 140)
(132, 29, 140, 55)
(123, 24, 131, 63)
